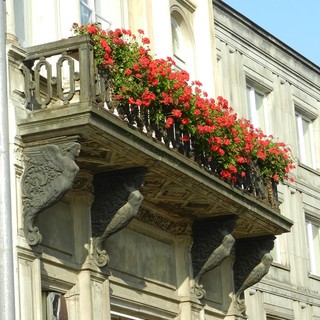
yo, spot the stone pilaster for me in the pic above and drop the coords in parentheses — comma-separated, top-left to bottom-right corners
(174, 235, 193, 320)
(5, 0, 18, 44)
(69, 170, 94, 265)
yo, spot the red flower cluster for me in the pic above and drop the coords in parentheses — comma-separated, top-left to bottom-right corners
(72, 23, 295, 183)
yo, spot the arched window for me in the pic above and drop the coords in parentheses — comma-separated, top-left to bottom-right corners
(170, 10, 195, 78)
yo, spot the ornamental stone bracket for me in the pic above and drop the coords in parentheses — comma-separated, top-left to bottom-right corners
(90, 167, 147, 267)
(21, 142, 81, 246)
(232, 235, 275, 316)
(191, 216, 237, 299)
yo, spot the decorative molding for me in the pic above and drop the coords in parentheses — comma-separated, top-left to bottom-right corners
(136, 208, 192, 236)
(191, 216, 237, 299)
(91, 167, 147, 267)
(71, 170, 94, 194)
(21, 142, 81, 246)
(233, 235, 275, 315)
(176, 0, 196, 13)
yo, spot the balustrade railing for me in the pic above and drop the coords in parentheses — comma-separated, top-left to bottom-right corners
(21, 35, 278, 208)
(22, 35, 96, 110)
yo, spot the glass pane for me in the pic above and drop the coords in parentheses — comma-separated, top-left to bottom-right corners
(171, 17, 185, 64)
(295, 114, 301, 155)
(302, 117, 312, 166)
(255, 91, 265, 131)
(254, 91, 264, 112)
(247, 87, 266, 131)
(80, 1, 92, 24)
(247, 86, 253, 122)
(312, 224, 320, 274)
(270, 236, 281, 263)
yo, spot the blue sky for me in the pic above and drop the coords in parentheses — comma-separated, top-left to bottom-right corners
(222, 0, 320, 66)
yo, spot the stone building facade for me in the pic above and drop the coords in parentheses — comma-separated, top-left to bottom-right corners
(1, 0, 319, 319)
(213, 2, 320, 319)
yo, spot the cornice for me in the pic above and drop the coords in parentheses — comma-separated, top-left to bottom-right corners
(213, 0, 320, 72)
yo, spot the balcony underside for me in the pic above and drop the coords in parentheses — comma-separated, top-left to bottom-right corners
(18, 102, 292, 239)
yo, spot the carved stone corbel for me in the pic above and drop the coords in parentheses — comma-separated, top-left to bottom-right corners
(233, 235, 275, 315)
(21, 142, 81, 245)
(71, 170, 94, 195)
(191, 216, 237, 299)
(90, 167, 147, 267)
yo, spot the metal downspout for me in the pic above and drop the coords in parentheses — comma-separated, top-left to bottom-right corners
(0, 0, 16, 319)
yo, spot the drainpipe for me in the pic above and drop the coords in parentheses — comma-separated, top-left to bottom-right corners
(0, 0, 16, 319)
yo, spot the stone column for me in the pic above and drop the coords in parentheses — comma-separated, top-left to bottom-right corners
(174, 235, 193, 320)
(78, 269, 94, 320)
(0, 2, 16, 319)
(68, 170, 95, 320)
(5, 0, 18, 44)
(69, 170, 112, 320)
(17, 251, 43, 320)
(69, 170, 94, 264)
(244, 289, 265, 320)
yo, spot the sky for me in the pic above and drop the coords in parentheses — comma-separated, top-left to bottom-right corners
(222, 0, 320, 67)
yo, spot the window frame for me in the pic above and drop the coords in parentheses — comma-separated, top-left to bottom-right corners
(170, 8, 195, 79)
(80, 0, 111, 30)
(42, 291, 68, 320)
(295, 110, 316, 169)
(270, 235, 281, 264)
(246, 83, 270, 134)
(306, 217, 320, 276)
(266, 316, 291, 320)
(111, 311, 147, 320)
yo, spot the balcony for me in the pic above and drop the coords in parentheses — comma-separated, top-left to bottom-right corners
(17, 33, 293, 233)
(16, 34, 292, 313)
(18, 34, 291, 230)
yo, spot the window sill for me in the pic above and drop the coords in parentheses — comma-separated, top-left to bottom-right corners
(271, 262, 290, 271)
(309, 273, 320, 281)
(298, 162, 320, 176)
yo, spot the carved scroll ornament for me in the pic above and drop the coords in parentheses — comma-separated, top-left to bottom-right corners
(21, 142, 81, 245)
(191, 216, 237, 299)
(91, 167, 147, 267)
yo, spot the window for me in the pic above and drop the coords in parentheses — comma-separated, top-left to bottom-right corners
(80, 0, 93, 24)
(80, 0, 111, 30)
(171, 10, 195, 78)
(265, 304, 293, 320)
(42, 292, 68, 320)
(270, 236, 281, 264)
(295, 111, 316, 168)
(246, 84, 269, 133)
(306, 219, 320, 275)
